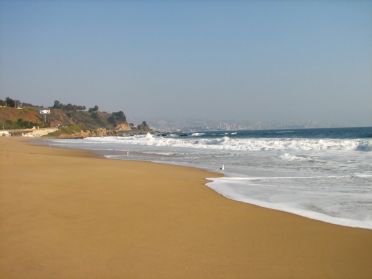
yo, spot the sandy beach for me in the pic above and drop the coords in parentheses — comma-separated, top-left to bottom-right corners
(1, 138, 372, 279)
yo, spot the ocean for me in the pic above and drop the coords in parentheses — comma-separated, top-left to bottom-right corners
(49, 126, 372, 230)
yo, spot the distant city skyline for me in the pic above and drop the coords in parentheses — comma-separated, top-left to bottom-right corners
(1, 0, 371, 128)
(146, 118, 366, 132)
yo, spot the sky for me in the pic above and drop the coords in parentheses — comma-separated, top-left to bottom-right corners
(0, 0, 371, 127)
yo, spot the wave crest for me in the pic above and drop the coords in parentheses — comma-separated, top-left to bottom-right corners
(82, 135, 372, 152)
(356, 141, 372, 152)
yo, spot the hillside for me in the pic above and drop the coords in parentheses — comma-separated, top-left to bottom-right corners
(0, 98, 151, 136)
(50, 109, 118, 130)
(0, 106, 44, 129)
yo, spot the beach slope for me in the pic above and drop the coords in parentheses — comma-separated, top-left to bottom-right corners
(1, 138, 372, 278)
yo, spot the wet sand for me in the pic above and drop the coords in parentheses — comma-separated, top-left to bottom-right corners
(1, 137, 372, 278)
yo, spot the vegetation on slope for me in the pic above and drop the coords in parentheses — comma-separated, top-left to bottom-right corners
(0, 98, 149, 134)
(0, 107, 44, 129)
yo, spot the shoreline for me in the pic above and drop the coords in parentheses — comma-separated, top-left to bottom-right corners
(35, 137, 223, 177)
(207, 177, 372, 231)
(44, 137, 372, 231)
(1, 137, 372, 278)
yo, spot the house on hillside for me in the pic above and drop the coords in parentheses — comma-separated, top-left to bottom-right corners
(39, 109, 51, 115)
(39, 109, 51, 126)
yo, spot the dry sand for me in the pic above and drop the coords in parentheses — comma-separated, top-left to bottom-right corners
(1, 137, 372, 279)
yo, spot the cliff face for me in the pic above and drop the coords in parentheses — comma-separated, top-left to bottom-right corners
(115, 122, 131, 131)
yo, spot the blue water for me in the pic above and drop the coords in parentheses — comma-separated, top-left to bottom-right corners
(49, 126, 372, 229)
(177, 126, 372, 139)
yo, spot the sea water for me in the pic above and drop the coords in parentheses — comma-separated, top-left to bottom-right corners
(49, 127, 372, 229)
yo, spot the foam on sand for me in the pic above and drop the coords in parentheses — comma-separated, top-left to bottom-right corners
(207, 176, 372, 230)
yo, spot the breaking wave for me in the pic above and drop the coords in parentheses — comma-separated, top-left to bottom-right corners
(80, 133, 372, 152)
(279, 153, 308, 161)
(356, 141, 372, 152)
(191, 132, 206, 137)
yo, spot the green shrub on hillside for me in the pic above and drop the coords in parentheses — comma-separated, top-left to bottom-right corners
(1, 118, 39, 129)
(48, 125, 82, 136)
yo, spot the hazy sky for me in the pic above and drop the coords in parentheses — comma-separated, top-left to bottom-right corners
(1, 0, 371, 127)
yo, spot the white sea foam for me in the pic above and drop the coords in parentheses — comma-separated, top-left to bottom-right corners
(141, 151, 175, 156)
(191, 132, 206, 137)
(104, 154, 121, 159)
(79, 135, 372, 152)
(206, 177, 372, 229)
(279, 153, 307, 161)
